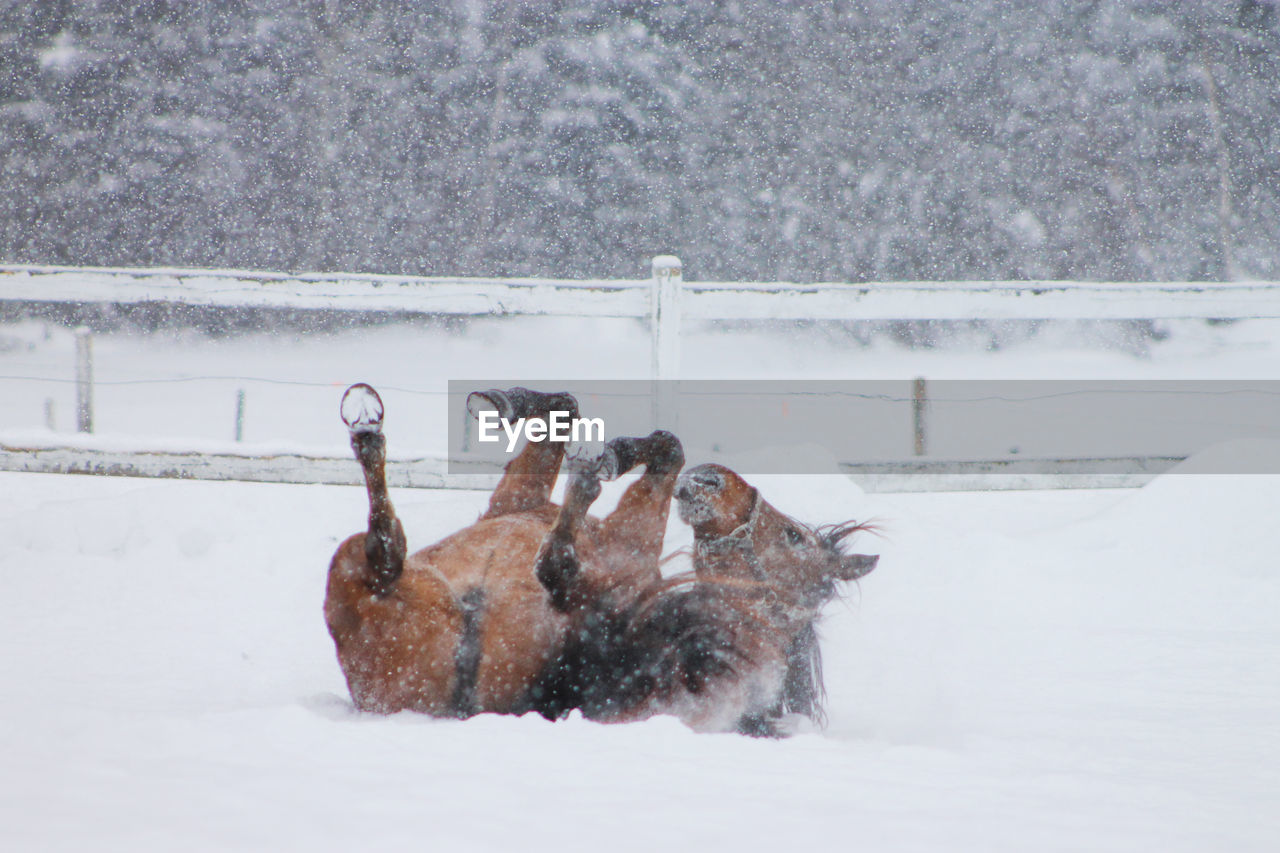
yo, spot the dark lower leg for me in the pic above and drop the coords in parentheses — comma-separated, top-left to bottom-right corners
(535, 456, 603, 611)
(342, 384, 407, 597)
(355, 432, 408, 597)
(598, 430, 683, 481)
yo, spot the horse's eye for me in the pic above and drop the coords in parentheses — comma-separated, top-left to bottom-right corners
(785, 527, 804, 546)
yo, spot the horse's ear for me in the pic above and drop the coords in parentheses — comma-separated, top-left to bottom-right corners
(838, 553, 878, 581)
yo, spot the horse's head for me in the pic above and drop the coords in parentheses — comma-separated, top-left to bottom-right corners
(675, 463, 878, 604)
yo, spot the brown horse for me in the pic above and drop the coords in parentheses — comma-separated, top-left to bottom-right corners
(534, 462, 878, 735)
(325, 384, 684, 717)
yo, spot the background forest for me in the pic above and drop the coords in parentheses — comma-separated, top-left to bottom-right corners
(1, 0, 1277, 282)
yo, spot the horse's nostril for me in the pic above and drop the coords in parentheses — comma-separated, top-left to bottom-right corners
(692, 471, 722, 489)
(677, 466, 724, 502)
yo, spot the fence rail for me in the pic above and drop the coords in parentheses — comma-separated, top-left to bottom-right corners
(4, 260, 1278, 491)
(0, 438, 1186, 493)
(7, 262, 1280, 379)
(0, 263, 651, 317)
(7, 263, 1280, 319)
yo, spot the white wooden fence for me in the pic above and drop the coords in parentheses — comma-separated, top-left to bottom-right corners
(4, 260, 1280, 492)
(7, 260, 1280, 380)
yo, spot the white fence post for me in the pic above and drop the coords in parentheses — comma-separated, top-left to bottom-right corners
(74, 327, 93, 434)
(650, 256, 682, 430)
(650, 255, 682, 380)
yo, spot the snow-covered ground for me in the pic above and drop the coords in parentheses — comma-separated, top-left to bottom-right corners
(1, 316, 1278, 851)
(1, 469, 1276, 851)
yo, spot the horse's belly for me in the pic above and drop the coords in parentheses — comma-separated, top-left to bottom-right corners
(415, 514, 573, 714)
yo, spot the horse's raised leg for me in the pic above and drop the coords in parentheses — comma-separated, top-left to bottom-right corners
(341, 383, 407, 597)
(534, 430, 684, 611)
(468, 387, 579, 519)
(533, 452, 604, 611)
(330, 385, 464, 715)
(598, 430, 684, 573)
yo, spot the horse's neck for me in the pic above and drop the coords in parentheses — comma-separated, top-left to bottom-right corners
(694, 541, 833, 647)
(693, 493, 764, 579)
(693, 536, 759, 580)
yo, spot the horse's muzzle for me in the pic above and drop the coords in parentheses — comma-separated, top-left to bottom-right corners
(675, 465, 724, 524)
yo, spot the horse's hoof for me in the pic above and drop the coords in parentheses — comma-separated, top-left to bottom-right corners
(467, 389, 515, 423)
(642, 430, 684, 475)
(587, 432, 685, 480)
(468, 387, 578, 422)
(341, 384, 384, 434)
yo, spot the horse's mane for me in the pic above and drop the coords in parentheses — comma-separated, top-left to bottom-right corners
(778, 518, 881, 727)
(780, 621, 827, 726)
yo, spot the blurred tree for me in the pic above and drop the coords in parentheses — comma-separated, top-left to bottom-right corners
(0, 0, 1275, 281)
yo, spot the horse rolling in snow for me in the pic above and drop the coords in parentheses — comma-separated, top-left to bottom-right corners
(325, 383, 683, 717)
(534, 460, 879, 736)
